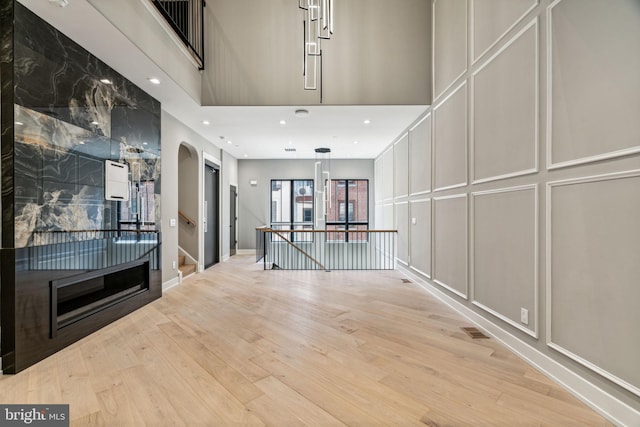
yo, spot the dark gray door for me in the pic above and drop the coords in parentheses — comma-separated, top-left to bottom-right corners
(204, 163, 219, 268)
(230, 185, 237, 256)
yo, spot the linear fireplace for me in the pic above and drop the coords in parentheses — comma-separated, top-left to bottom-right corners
(51, 259, 150, 336)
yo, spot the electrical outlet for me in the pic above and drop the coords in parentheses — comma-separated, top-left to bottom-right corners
(520, 308, 529, 325)
(172, 261, 177, 270)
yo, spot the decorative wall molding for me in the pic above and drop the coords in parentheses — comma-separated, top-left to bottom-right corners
(398, 264, 640, 427)
(432, 0, 468, 102)
(471, 184, 539, 338)
(432, 193, 468, 299)
(470, 0, 539, 65)
(545, 0, 640, 170)
(546, 169, 640, 398)
(433, 81, 468, 193)
(409, 198, 432, 279)
(470, 18, 539, 185)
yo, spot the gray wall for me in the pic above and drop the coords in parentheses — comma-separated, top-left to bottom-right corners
(238, 159, 374, 249)
(376, 0, 640, 412)
(202, 0, 431, 106)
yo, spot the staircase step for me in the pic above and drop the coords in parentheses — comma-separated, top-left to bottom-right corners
(179, 263, 196, 277)
(178, 255, 186, 266)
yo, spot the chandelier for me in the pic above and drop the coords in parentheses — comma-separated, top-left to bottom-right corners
(299, 0, 334, 97)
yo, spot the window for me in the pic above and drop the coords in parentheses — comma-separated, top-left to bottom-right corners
(270, 179, 314, 241)
(326, 179, 368, 242)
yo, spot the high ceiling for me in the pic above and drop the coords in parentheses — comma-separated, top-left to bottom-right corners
(18, 0, 428, 160)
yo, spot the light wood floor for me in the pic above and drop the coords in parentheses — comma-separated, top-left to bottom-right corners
(0, 255, 614, 426)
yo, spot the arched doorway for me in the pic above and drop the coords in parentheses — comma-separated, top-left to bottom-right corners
(177, 143, 199, 276)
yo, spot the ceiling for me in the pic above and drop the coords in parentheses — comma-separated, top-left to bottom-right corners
(19, 0, 428, 160)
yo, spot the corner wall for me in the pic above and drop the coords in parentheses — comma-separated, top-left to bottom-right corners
(161, 110, 229, 285)
(376, 0, 640, 422)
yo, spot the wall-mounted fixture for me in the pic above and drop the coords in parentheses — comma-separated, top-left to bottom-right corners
(299, 0, 334, 100)
(105, 160, 129, 201)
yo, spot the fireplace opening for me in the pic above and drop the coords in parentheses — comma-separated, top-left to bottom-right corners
(51, 258, 150, 336)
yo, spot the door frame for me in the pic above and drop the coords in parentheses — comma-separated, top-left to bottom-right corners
(230, 185, 237, 256)
(200, 152, 221, 271)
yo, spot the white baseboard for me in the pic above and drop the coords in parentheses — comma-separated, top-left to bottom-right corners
(236, 249, 256, 255)
(397, 264, 640, 427)
(162, 276, 180, 292)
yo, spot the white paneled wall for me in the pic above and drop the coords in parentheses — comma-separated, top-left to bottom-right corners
(374, 0, 640, 421)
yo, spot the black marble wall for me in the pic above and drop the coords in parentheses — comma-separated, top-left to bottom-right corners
(1, 1, 162, 373)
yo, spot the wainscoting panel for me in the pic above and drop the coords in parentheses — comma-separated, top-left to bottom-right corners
(409, 114, 432, 196)
(394, 133, 409, 199)
(395, 202, 409, 266)
(382, 203, 394, 231)
(382, 146, 394, 202)
(433, 0, 467, 100)
(433, 82, 468, 192)
(409, 199, 431, 279)
(547, 171, 640, 396)
(547, 0, 640, 169)
(472, 185, 538, 337)
(433, 194, 468, 298)
(471, 0, 538, 63)
(472, 19, 538, 184)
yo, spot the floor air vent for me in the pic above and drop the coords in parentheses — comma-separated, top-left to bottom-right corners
(401, 278, 411, 283)
(461, 327, 490, 339)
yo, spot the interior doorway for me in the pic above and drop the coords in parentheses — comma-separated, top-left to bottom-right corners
(230, 185, 237, 256)
(204, 162, 219, 268)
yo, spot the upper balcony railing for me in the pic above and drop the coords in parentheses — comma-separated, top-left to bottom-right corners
(256, 227, 397, 271)
(152, 0, 205, 70)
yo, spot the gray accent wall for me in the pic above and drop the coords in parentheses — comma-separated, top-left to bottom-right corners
(202, 0, 431, 106)
(377, 0, 640, 413)
(237, 159, 374, 249)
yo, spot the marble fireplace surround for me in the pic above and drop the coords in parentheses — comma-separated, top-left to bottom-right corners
(1, 1, 162, 373)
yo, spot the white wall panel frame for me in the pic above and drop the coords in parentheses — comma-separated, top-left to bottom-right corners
(471, 184, 539, 338)
(381, 146, 394, 203)
(394, 132, 410, 200)
(432, 0, 468, 102)
(432, 193, 468, 299)
(546, 0, 640, 171)
(395, 201, 410, 266)
(409, 198, 432, 279)
(433, 82, 468, 192)
(409, 114, 432, 197)
(470, 19, 539, 185)
(546, 169, 640, 397)
(470, 0, 539, 65)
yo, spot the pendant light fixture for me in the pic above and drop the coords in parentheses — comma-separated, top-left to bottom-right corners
(299, 0, 334, 101)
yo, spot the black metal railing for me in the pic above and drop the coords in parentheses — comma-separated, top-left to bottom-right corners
(256, 228, 397, 271)
(152, 0, 205, 69)
(26, 229, 161, 271)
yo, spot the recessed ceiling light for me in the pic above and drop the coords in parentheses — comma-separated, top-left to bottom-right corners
(294, 109, 309, 118)
(91, 121, 99, 125)
(227, 140, 233, 145)
(364, 119, 371, 124)
(202, 120, 210, 125)
(243, 154, 249, 158)
(288, 141, 293, 145)
(14, 121, 24, 126)
(279, 120, 286, 125)
(100, 79, 112, 84)
(148, 77, 161, 85)
(49, 0, 69, 7)
(353, 140, 359, 144)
